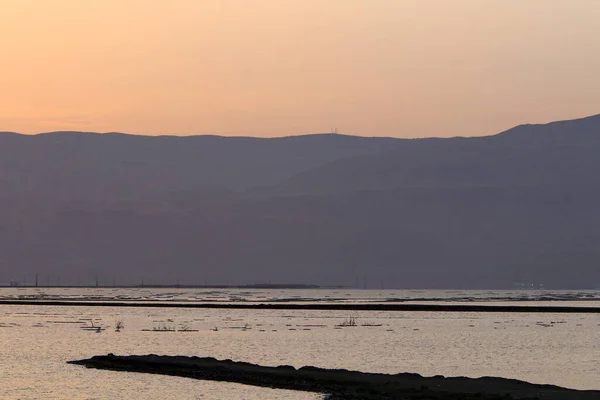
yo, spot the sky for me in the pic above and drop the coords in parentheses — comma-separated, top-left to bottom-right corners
(1, 0, 600, 138)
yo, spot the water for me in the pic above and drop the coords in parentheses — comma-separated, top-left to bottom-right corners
(1, 289, 599, 399)
(2, 287, 600, 304)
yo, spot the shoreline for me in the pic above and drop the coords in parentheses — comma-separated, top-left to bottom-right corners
(68, 354, 600, 399)
(2, 299, 600, 313)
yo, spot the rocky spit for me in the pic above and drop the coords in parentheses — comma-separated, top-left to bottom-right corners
(68, 354, 599, 399)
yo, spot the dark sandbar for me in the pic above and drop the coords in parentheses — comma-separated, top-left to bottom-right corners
(68, 354, 599, 399)
(4, 299, 600, 313)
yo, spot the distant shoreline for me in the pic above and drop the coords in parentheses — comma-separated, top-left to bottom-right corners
(3, 284, 596, 290)
(1, 284, 324, 289)
(2, 299, 600, 313)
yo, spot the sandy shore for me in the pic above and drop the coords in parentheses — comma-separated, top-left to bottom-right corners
(68, 354, 600, 399)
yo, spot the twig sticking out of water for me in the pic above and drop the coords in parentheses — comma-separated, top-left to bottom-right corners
(336, 316, 357, 327)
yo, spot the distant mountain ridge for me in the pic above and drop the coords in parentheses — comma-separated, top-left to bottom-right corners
(1, 114, 599, 289)
(272, 114, 600, 194)
(496, 113, 600, 138)
(0, 131, 399, 200)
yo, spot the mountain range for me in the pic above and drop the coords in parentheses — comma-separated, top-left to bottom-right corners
(1, 114, 600, 288)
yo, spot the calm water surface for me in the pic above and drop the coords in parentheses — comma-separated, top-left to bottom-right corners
(1, 289, 599, 399)
(2, 287, 600, 303)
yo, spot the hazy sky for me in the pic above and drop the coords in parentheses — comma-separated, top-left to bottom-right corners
(2, 0, 600, 137)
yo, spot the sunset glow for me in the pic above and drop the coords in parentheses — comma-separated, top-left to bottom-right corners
(2, 0, 600, 137)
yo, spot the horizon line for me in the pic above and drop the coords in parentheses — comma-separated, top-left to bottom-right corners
(2, 112, 599, 140)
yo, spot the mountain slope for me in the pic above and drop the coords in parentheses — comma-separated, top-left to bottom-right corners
(1, 115, 600, 288)
(272, 114, 600, 194)
(0, 132, 398, 200)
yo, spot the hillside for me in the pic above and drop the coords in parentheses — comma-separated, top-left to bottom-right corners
(0, 132, 398, 200)
(272, 114, 600, 194)
(1, 115, 599, 288)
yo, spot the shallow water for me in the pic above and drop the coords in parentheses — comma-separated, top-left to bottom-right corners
(1, 289, 599, 399)
(2, 287, 600, 304)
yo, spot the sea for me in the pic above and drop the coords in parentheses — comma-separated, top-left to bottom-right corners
(1, 288, 599, 399)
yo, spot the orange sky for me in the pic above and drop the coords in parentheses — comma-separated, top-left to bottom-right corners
(2, 0, 600, 137)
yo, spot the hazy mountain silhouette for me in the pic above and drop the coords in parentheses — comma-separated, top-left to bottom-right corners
(272, 114, 600, 194)
(1, 115, 600, 289)
(0, 131, 398, 200)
